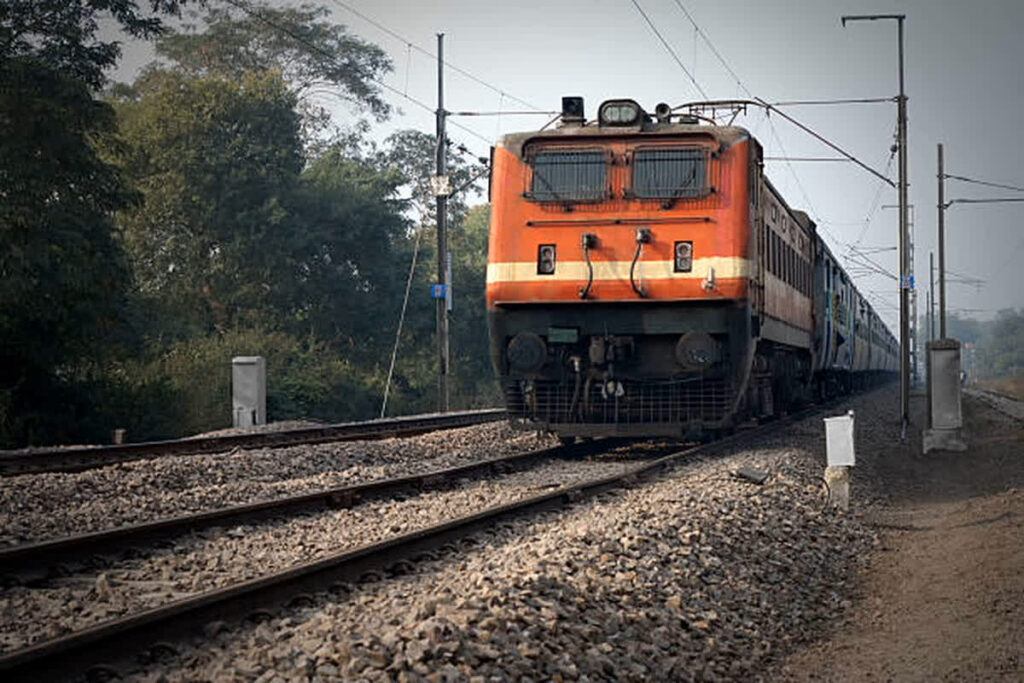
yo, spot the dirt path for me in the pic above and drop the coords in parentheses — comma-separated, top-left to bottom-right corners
(779, 395, 1024, 681)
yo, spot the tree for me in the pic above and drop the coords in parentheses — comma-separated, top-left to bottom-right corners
(448, 204, 501, 407)
(290, 145, 410, 349)
(371, 131, 493, 412)
(1, 1, 190, 90)
(0, 0, 193, 446)
(979, 309, 1024, 378)
(382, 129, 487, 229)
(153, 1, 392, 143)
(110, 68, 305, 334)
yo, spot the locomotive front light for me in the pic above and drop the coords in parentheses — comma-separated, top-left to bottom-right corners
(507, 332, 547, 373)
(674, 332, 719, 369)
(537, 244, 556, 274)
(674, 241, 693, 272)
(598, 99, 642, 126)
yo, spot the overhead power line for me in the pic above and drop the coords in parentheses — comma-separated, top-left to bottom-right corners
(325, 0, 543, 112)
(756, 99, 895, 187)
(948, 197, 1024, 205)
(220, 0, 493, 145)
(767, 97, 896, 106)
(671, 0, 752, 97)
(669, 1, 903, 279)
(763, 156, 852, 162)
(944, 173, 1024, 194)
(630, 0, 708, 99)
(850, 127, 899, 247)
(450, 110, 558, 117)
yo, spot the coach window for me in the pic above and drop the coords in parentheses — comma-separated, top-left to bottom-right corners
(771, 204, 778, 223)
(632, 148, 707, 198)
(786, 244, 793, 286)
(528, 149, 607, 202)
(773, 233, 780, 275)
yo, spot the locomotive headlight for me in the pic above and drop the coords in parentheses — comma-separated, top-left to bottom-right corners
(598, 99, 642, 126)
(507, 332, 547, 373)
(674, 332, 719, 369)
(674, 241, 693, 272)
(537, 244, 556, 275)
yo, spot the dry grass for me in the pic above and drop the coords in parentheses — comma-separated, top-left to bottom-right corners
(977, 374, 1024, 400)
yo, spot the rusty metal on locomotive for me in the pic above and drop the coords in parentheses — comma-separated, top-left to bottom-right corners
(487, 98, 898, 439)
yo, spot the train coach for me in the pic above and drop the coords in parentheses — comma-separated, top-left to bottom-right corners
(486, 97, 897, 439)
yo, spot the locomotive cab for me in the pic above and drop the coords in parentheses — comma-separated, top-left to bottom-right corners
(487, 98, 758, 439)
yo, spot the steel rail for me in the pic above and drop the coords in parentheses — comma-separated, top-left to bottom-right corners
(0, 408, 818, 682)
(0, 444, 566, 579)
(965, 388, 1024, 422)
(0, 409, 506, 477)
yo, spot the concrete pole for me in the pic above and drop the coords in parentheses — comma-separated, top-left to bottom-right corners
(937, 143, 947, 338)
(841, 13, 910, 435)
(929, 251, 936, 342)
(896, 15, 910, 436)
(435, 33, 450, 411)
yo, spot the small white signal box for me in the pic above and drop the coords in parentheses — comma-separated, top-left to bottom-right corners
(824, 410, 856, 468)
(232, 356, 266, 428)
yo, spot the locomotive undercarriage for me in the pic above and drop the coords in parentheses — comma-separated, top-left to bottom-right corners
(490, 301, 754, 439)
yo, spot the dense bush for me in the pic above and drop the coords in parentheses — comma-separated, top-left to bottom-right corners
(129, 328, 382, 438)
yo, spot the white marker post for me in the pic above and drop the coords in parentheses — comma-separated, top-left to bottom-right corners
(824, 410, 856, 511)
(232, 356, 266, 428)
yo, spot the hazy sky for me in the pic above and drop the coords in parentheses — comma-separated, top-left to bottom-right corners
(105, 0, 1024, 333)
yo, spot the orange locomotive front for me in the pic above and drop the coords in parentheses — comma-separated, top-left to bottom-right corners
(487, 99, 767, 438)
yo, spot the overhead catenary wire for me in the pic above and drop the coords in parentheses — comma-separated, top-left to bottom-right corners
(766, 97, 896, 106)
(220, 0, 493, 145)
(754, 98, 895, 188)
(380, 226, 423, 418)
(850, 130, 899, 247)
(943, 173, 1024, 194)
(449, 111, 559, 117)
(325, 0, 543, 112)
(630, 0, 708, 99)
(765, 156, 860, 162)
(948, 197, 1024, 205)
(669, 1, 901, 287)
(671, 0, 752, 97)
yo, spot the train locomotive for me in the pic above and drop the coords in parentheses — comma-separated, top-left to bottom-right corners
(487, 97, 898, 439)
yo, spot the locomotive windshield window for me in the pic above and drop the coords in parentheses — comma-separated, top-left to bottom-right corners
(529, 150, 607, 202)
(632, 148, 707, 199)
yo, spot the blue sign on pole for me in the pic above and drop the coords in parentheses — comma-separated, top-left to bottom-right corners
(900, 274, 915, 290)
(430, 284, 449, 299)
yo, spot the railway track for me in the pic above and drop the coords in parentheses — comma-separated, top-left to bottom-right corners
(0, 405, 826, 682)
(0, 409, 506, 477)
(0, 443, 572, 580)
(966, 387, 1024, 421)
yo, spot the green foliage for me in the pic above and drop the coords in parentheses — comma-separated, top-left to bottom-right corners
(0, 0, 191, 90)
(364, 132, 493, 414)
(130, 327, 381, 437)
(0, 0, 195, 446)
(383, 129, 487, 228)
(979, 309, 1024, 377)
(110, 68, 305, 334)
(0, 1, 502, 446)
(0, 57, 136, 446)
(154, 1, 392, 141)
(289, 145, 409, 347)
(448, 205, 501, 407)
(1, 59, 135, 364)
